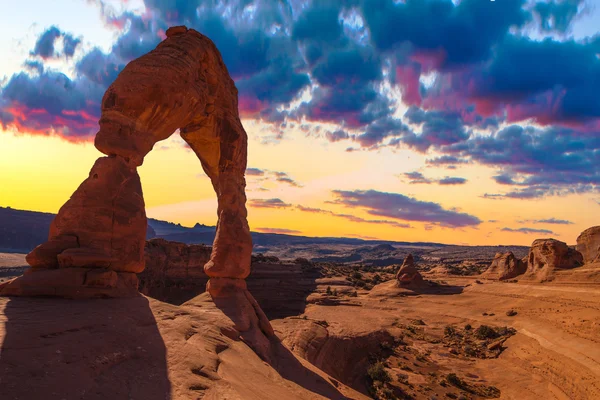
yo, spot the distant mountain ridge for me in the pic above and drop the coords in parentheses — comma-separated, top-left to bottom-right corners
(0, 206, 448, 253)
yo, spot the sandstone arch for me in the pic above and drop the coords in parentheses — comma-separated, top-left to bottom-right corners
(1, 25, 275, 358)
(0, 26, 253, 299)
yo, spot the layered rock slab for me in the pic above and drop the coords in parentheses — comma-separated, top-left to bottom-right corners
(0, 295, 366, 400)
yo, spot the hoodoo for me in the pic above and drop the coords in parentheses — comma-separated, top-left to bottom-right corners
(395, 254, 424, 286)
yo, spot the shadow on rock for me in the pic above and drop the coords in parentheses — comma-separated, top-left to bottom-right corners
(0, 296, 171, 400)
(270, 341, 354, 400)
(368, 279, 464, 298)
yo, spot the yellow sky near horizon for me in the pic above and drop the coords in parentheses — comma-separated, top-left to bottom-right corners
(0, 124, 596, 246)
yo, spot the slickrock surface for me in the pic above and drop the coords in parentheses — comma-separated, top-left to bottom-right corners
(0, 295, 365, 400)
(481, 251, 527, 280)
(524, 238, 584, 281)
(273, 276, 600, 399)
(577, 226, 600, 264)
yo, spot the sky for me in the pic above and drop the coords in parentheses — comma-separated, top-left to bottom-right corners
(0, 0, 599, 246)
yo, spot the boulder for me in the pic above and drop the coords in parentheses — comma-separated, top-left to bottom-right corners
(395, 254, 424, 286)
(482, 252, 526, 280)
(524, 239, 583, 281)
(576, 226, 600, 264)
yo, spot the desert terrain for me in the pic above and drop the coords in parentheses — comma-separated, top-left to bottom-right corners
(1, 227, 599, 399)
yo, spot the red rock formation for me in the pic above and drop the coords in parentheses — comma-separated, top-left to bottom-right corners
(576, 226, 600, 264)
(140, 238, 319, 319)
(0, 26, 273, 358)
(482, 252, 527, 280)
(395, 254, 424, 286)
(524, 239, 583, 281)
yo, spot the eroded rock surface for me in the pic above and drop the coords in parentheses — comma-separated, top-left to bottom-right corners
(524, 238, 583, 281)
(577, 226, 600, 264)
(482, 252, 527, 280)
(395, 254, 424, 286)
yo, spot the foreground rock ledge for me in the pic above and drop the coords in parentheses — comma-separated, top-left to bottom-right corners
(0, 294, 366, 400)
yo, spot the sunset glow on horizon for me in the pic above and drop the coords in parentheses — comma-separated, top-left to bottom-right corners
(1, 0, 599, 246)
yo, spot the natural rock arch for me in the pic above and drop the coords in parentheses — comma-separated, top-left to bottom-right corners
(1, 25, 252, 295)
(1, 25, 275, 358)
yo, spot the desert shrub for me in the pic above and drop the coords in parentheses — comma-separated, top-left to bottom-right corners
(355, 280, 366, 288)
(475, 325, 499, 340)
(326, 286, 332, 295)
(380, 387, 396, 399)
(352, 272, 363, 279)
(446, 373, 465, 388)
(444, 325, 457, 337)
(496, 326, 516, 336)
(367, 362, 391, 384)
(464, 324, 472, 330)
(349, 290, 358, 297)
(332, 288, 338, 296)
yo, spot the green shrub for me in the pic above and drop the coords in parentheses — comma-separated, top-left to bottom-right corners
(444, 325, 457, 337)
(446, 373, 465, 388)
(475, 325, 499, 340)
(367, 362, 391, 384)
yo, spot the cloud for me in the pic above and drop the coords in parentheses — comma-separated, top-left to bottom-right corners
(501, 227, 556, 235)
(449, 125, 600, 199)
(246, 168, 302, 187)
(438, 177, 467, 185)
(533, 0, 584, 34)
(518, 218, 574, 225)
(246, 168, 265, 176)
(248, 198, 291, 208)
(325, 129, 349, 142)
(296, 205, 411, 228)
(403, 171, 432, 184)
(273, 171, 302, 187)
(30, 26, 81, 59)
(330, 189, 482, 228)
(254, 227, 302, 234)
(426, 155, 469, 166)
(1, 0, 597, 162)
(403, 172, 467, 185)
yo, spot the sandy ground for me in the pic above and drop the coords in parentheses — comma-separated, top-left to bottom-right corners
(2, 251, 599, 399)
(279, 278, 600, 399)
